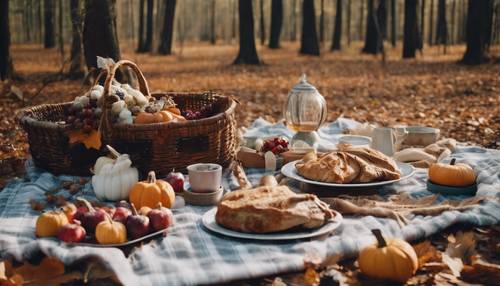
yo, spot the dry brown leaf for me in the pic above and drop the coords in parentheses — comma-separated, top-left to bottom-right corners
(446, 231, 477, 264)
(12, 257, 65, 284)
(304, 267, 320, 286)
(412, 240, 442, 268)
(68, 130, 102, 150)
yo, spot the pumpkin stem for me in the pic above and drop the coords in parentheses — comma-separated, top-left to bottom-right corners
(106, 145, 121, 159)
(147, 171, 157, 183)
(157, 202, 163, 209)
(450, 158, 456, 165)
(371, 229, 387, 248)
(130, 203, 139, 216)
(76, 197, 96, 212)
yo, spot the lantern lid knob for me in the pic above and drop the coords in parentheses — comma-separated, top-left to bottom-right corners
(291, 74, 318, 93)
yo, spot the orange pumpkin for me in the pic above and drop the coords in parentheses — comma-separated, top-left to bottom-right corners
(135, 112, 163, 124)
(129, 171, 175, 209)
(158, 110, 175, 122)
(429, 158, 476, 187)
(36, 211, 69, 237)
(165, 107, 181, 115)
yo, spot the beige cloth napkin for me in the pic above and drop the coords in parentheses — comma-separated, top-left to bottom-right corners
(393, 138, 457, 168)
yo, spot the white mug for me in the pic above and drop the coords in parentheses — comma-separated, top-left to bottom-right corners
(187, 163, 222, 193)
(371, 127, 408, 156)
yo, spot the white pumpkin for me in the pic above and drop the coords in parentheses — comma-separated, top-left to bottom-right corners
(91, 146, 139, 201)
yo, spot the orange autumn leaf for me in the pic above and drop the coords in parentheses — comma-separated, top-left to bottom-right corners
(11, 257, 65, 283)
(68, 130, 102, 150)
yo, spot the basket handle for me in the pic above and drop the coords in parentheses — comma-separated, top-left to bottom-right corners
(100, 60, 151, 133)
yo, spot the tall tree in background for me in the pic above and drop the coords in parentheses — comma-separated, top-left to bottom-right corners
(137, 0, 145, 51)
(359, 0, 365, 41)
(403, 0, 419, 58)
(428, 0, 434, 45)
(461, 0, 494, 64)
(269, 0, 283, 49)
(419, 0, 425, 49)
(0, 0, 13, 80)
(377, 0, 387, 39)
(362, 0, 382, 54)
(435, 0, 447, 47)
(300, 0, 320, 55)
(391, 0, 396, 47)
(158, 0, 176, 55)
(290, 0, 297, 41)
(450, 0, 456, 44)
(347, 0, 352, 45)
(260, 0, 265, 45)
(69, 0, 85, 78)
(210, 0, 216, 45)
(138, 0, 154, 52)
(44, 0, 55, 48)
(320, 0, 325, 43)
(83, 0, 121, 69)
(58, 0, 64, 64)
(331, 0, 343, 51)
(234, 0, 260, 64)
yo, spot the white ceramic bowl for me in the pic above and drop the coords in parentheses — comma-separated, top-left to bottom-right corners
(338, 135, 372, 147)
(187, 163, 222, 193)
(403, 126, 440, 146)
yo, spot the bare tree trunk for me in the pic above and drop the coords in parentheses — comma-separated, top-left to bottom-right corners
(391, 0, 396, 47)
(347, 0, 351, 45)
(234, 0, 260, 64)
(137, 0, 145, 51)
(259, 0, 265, 45)
(158, 0, 176, 55)
(139, 0, 154, 52)
(451, 0, 456, 44)
(300, 0, 320, 55)
(420, 0, 425, 47)
(320, 0, 325, 43)
(58, 0, 64, 65)
(210, 0, 216, 45)
(44, 0, 55, 48)
(362, 0, 382, 54)
(0, 0, 13, 80)
(429, 0, 434, 45)
(403, 0, 419, 58)
(461, 0, 493, 64)
(436, 0, 447, 49)
(69, 0, 85, 78)
(83, 0, 121, 70)
(359, 0, 365, 41)
(291, 0, 297, 41)
(331, 0, 342, 51)
(269, 0, 283, 49)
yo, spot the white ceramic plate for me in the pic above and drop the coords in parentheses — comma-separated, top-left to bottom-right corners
(281, 160, 415, 188)
(201, 207, 343, 241)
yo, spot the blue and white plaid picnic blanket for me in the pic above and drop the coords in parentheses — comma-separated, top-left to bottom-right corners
(1, 119, 499, 286)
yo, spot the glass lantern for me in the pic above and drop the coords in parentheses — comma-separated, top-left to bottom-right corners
(283, 74, 327, 149)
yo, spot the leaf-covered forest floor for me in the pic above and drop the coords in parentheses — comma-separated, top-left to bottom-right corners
(0, 42, 499, 285)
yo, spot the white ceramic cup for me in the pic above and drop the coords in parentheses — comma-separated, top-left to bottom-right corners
(338, 135, 373, 148)
(187, 163, 222, 193)
(371, 127, 408, 156)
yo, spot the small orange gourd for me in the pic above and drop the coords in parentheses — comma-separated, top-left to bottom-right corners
(429, 158, 476, 187)
(135, 112, 163, 124)
(61, 202, 77, 222)
(158, 110, 174, 122)
(95, 214, 127, 245)
(358, 229, 418, 283)
(129, 171, 175, 209)
(36, 210, 69, 237)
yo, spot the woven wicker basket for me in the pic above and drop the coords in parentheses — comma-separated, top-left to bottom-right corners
(18, 60, 237, 176)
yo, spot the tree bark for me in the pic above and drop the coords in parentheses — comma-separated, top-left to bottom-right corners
(291, 0, 297, 41)
(403, 0, 418, 58)
(436, 0, 447, 45)
(210, 0, 216, 45)
(234, 0, 260, 64)
(420, 0, 425, 47)
(58, 0, 64, 65)
(331, 0, 343, 51)
(44, 0, 55, 48)
(137, 0, 145, 51)
(0, 0, 13, 80)
(391, 0, 396, 47)
(259, 0, 265, 45)
(428, 0, 434, 45)
(450, 0, 456, 44)
(300, 0, 320, 55)
(347, 0, 351, 45)
(359, 0, 365, 41)
(158, 0, 176, 55)
(461, 0, 494, 64)
(269, 0, 283, 49)
(378, 0, 387, 39)
(320, 0, 325, 43)
(138, 0, 154, 52)
(69, 0, 85, 78)
(362, 0, 382, 54)
(83, 0, 121, 69)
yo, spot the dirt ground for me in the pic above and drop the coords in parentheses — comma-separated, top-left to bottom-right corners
(1, 42, 499, 161)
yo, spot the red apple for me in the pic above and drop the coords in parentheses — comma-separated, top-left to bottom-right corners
(115, 200, 131, 209)
(112, 207, 132, 224)
(73, 206, 88, 223)
(166, 170, 185, 193)
(126, 203, 151, 239)
(58, 221, 86, 243)
(148, 203, 173, 231)
(77, 198, 106, 234)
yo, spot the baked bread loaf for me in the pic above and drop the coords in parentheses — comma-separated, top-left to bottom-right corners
(296, 144, 401, 183)
(216, 185, 335, 233)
